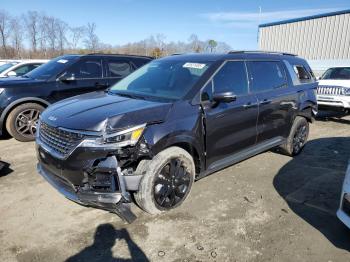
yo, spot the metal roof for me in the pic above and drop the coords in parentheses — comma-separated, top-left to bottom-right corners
(259, 9, 350, 28)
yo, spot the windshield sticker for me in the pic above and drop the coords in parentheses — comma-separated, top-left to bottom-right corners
(57, 59, 68, 64)
(183, 63, 206, 69)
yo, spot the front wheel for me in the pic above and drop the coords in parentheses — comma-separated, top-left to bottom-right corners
(279, 116, 309, 156)
(134, 147, 195, 214)
(5, 103, 44, 142)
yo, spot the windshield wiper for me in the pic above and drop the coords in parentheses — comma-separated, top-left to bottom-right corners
(112, 91, 146, 100)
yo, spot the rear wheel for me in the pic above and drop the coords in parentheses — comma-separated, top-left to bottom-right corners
(279, 116, 309, 156)
(134, 147, 195, 214)
(5, 103, 44, 142)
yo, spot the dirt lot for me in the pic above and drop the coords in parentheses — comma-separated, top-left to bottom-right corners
(1, 114, 350, 262)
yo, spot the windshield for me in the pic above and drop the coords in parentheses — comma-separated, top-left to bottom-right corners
(110, 60, 212, 100)
(25, 56, 79, 80)
(0, 63, 16, 73)
(321, 67, 350, 80)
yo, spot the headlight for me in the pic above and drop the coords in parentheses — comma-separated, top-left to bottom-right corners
(82, 124, 146, 149)
(344, 88, 350, 96)
(0, 88, 4, 95)
(101, 124, 146, 146)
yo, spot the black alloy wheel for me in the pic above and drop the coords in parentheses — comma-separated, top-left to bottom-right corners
(153, 158, 191, 209)
(292, 123, 308, 155)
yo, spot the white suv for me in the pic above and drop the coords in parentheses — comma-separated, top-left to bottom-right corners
(0, 59, 48, 78)
(317, 67, 350, 112)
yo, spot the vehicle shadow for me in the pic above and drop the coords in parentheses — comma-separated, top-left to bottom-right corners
(273, 137, 350, 251)
(0, 160, 13, 177)
(66, 224, 149, 262)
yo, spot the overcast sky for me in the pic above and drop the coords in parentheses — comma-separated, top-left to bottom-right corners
(2, 0, 350, 49)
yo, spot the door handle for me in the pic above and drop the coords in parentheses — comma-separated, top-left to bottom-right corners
(259, 99, 272, 105)
(242, 102, 258, 109)
(95, 82, 108, 88)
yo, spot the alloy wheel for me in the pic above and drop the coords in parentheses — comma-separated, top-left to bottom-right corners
(15, 109, 40, 139)
(292, 124, 307, 154)
(153, 158, 191, 209)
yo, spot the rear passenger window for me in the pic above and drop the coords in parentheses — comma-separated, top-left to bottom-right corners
(293, 65, 310, 81)
(212, 61, 248, 96)
(107, 60, 133, 77)
(249, 61, 286, 93)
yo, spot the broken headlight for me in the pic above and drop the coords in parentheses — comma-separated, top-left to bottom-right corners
(101, 124, 146, 147)
(82, 124, 146, 149)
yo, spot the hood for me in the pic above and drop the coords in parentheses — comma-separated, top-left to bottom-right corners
(0, 77, 45, 87)
(318, 79, 350, 88)
(41, 91, 173, 132)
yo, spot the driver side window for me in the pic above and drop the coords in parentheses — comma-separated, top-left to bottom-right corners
(212, 61, 248, 96)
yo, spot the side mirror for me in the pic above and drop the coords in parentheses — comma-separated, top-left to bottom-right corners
(59, 73, 75, 82)
(213, 91, 237, 103)
(7, 71, 17, 77)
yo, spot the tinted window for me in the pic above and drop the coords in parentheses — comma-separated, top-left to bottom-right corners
(212, 61, 248, 96)
(249, 61, 286, 92)
(26, 56, 79, 80)
(107, 60, 132, 77)
(67, 59, 102, 79)
(321, 67, 350, 80)
(0, 63, 16, 73)
(293, 65, 310, 81)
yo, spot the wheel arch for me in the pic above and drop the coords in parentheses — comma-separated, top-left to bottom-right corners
(150, 134, 204, 175)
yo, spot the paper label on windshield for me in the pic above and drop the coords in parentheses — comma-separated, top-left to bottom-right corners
(183, 63, 206, 69)
(57, 59, 68, 64)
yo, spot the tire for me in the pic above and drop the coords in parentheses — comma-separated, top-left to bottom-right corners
(5, 103, 44, 142)
(134, 147, 195, 214)
(279, 116, 309, 156)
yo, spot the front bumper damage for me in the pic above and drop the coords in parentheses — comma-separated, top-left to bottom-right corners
(37, 155, 137, 223)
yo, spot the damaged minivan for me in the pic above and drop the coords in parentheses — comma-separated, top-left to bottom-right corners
(36, 52, 318, 222)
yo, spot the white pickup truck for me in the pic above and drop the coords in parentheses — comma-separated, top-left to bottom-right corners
(317, 67, 350, 113)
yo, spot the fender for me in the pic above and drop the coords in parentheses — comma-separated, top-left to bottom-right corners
(149, 132, 205, 173)
(0, 97, 50, 127)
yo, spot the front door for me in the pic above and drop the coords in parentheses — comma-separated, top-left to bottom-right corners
(203, 61, 259, 169)
(56, 57, 108, 100)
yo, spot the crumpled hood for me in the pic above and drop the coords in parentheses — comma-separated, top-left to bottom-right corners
(41, 91, 172, 132)
(318, 79, 350, 88)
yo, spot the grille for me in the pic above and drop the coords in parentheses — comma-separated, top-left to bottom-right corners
(39, 122, 86, 157)
(317, 86, 346, 96)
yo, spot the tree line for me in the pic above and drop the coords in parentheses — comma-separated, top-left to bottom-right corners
(0, 9, 232, 59)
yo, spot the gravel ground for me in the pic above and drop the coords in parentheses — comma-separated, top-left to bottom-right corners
(0, 113, 350, 262)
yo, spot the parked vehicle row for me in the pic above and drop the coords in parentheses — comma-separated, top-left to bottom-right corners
(34, 51, 318, 222)
(0, 54, 152, 141)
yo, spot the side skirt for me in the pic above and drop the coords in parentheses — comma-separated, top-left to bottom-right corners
(196, 136, 285, 180)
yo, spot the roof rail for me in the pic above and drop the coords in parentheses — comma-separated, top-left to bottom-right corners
(86, 53, 153, 59)
(228, 50, 297, 56)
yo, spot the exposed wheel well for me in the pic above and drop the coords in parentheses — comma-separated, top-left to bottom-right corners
(2, 100, 48, 133)
(171, 142, 201, 174)
(297, 107, 313, 122)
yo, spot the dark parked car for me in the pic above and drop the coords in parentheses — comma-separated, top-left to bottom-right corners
(0, 54, 153, 141)
(36, 51, 318, 222)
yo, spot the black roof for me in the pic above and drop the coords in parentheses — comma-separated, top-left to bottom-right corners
(159, 51, 303, 63)
(61, 53, 154, 60)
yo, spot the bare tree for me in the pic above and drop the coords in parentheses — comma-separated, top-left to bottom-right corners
(10, 16, 23, 58)
(84, 22, 99, 52)
(55, 19, 68, 54)
(69, 26, 85, 50)
(24, 11, 40, 54)
(0, 10, 11, 58)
